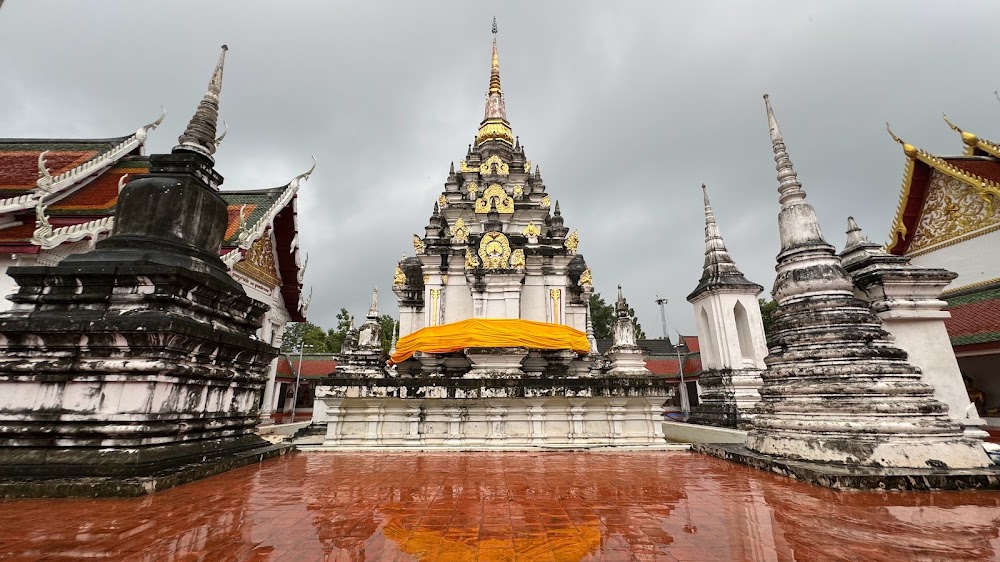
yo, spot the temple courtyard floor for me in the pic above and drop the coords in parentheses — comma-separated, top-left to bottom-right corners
(1, 451, 998, 561)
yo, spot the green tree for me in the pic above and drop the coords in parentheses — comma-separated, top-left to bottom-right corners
(759, 297, 778, 341)
(589, 293, 615, 339)
(280, 321, 329, 352)
(379, 314, 396, 354)
(589, 292, 645, 340)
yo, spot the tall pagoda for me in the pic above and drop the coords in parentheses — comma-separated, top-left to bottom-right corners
(308, 21, 673, 449)
(393, 18, 592, 344)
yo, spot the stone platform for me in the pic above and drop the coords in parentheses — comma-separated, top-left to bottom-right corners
(309, 376, 673, 449)
(694, 443, 1000, 491)
(0, 442, 294, 498)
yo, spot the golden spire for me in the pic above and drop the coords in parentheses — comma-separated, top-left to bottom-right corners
(476, 16, 514, 146)
(489, 16, 502, 95)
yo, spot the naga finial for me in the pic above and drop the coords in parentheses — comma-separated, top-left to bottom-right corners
(36, 150, 53, 191)
(215, 120, 228, 147)
(289, 155, 317, 191)
(135, 106, 166, 143)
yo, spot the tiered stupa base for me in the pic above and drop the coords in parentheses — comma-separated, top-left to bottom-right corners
(305, 376, 676, 450)
(687, 368, 761, 429)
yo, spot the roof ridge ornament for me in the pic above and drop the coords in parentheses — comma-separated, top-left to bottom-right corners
(236, 155, 316, 250)
(214, 120, 228, 148)
(175, 45, 228, 160)
(135, 106, 166, 144)
(36, 151, 53, 191)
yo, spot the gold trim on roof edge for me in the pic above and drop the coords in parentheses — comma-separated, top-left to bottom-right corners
(886, 123, 1000, 250)
(942, 115, 1000, 159)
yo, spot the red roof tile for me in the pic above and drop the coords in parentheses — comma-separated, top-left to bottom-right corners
(944, 284, 1000, 348)
(0, 138, 133, 193)
(644, 355, 701, 377)
(681, 335, 700, 353)
(51, 163, 149, 213)
(277, 356, 338, 378)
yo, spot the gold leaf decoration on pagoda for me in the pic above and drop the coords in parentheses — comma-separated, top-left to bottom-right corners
(523, 222, 541, 238)
(510, 249, 525, 269)
(540, 195, 551, 209)
(565, 230, 579, 254)
(524, 161, 531, 173)
(512, 184, 523, 198)
(479, 154, 509, 176)
(579, 268, 593, 288)
(464, 248, 480, 270)
(467, 182, 478, 199)
(450, 217, 469, 243)
(438, 194, 447, 209)
(478, 231, 512, 269)
(234, 234, 281, 287)
(412, 234, 426, 255)
(459, 160, 475, 173)
(907, 173, 997, 254)
(475, 183, 514, 214)
(393, 264, 406, 287)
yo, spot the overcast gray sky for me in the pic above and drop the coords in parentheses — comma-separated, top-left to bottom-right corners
(2, 0, 999, 336)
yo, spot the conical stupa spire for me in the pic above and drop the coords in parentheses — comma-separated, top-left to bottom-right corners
(763, 94, 828, 258)
(367, 286, 379, 318)
(175, 45, 228, 159)
(688, 184, 761, 301)
(476, 17, 513, 146)
(700, 184, 743, 277)
(586, 302, 599, 355)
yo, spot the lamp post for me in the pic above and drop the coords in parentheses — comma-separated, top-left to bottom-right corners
(289, 340, 306, 423)
(655, 296, 669, 342)
(657, 297, 690, 419)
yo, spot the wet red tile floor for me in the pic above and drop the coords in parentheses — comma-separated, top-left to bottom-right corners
(2, 451, 1000, 561)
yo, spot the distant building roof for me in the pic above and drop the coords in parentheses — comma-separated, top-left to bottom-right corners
(277, 354, 338, 379)
(945, 282, 1000, 352)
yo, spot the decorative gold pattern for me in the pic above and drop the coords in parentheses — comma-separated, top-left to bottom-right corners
(450, 217, 469, 243)
(393, 265, 406, 287)
(478, 231, 512, 269)
(512, 184, 523, 198)
(423, 274, 430, 284)
(467, 183, 478, 199)
(524, 161, 531, 174)
(460, 160, 475, 173)
(438, 194, 448, 209)
(540, 195, 550, 209)
(479, 155, 510, 176)
(233, 234, 281, 287)
(429, 289, 442, 327)
(477, 119, 514, 146)
(906, 171, 1000, 254)
(464, 248, 480, 269)
(442, 275, 449, 284)
(887, 129, 1000, 249)
(564, 230, 579, 255)
(549, 288, 561, 324)
(475, 183, 514, 214)
(413, 234, 426, 255)
(522, 222, 541, 238)
(510, 249, 525, 269)
(579, 268, 593, 288)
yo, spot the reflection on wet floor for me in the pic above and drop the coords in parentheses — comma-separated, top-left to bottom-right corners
(1, 452, 999, 561)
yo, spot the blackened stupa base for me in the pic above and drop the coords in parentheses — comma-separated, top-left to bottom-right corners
(0, 260, 279, 496)
(0, 441, 292, 498)
(693, 443, 1000, 491)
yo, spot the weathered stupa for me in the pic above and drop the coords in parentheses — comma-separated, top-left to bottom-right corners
(739, 95, 992, 476)
(0, 47, 289, 497)
(687, 184, 767, 429)
(308, 20, 673, 449)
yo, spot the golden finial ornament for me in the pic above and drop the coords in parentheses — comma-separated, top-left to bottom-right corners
(510, 249, 526, 269)
(579, 268, 593, 288)
(522, 222, 540, 239)
(412, 234, 426, 255)
(438, 194, 448, 208)
(465, 248, 480, 269)
(886, 122, 918, 157)
(540, 195, 550, 209)
(393, 265, 406, 287)
(565, 230, 579, 254)
(450, 217, 470, 243)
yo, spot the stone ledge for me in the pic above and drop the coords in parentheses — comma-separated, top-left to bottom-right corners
(663, 421, 747, 444)
(0, 443, 294, 498)
(298, 444, 690, 453)
(693, 443, 1000, 491)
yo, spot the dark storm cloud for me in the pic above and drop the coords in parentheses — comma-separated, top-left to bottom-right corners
(2, 0, 999, 335)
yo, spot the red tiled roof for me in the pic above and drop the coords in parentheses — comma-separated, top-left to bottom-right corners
(0, 222, 37, 244)
(944, 283, 1000, 350)
(50, 163, 148, 213)
(276, 355, 338, 378)
(680, 335, 699, 353)
(0, 138, 134, 193)
(644, 354, 701, 377)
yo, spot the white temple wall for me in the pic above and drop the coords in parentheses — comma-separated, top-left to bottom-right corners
(910, 228, 1000, 291)
(691, 293, 766, 370)
(878, 314, 981, 426)
(520, 277, 546, 322)
(443, 278, 473, 324)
